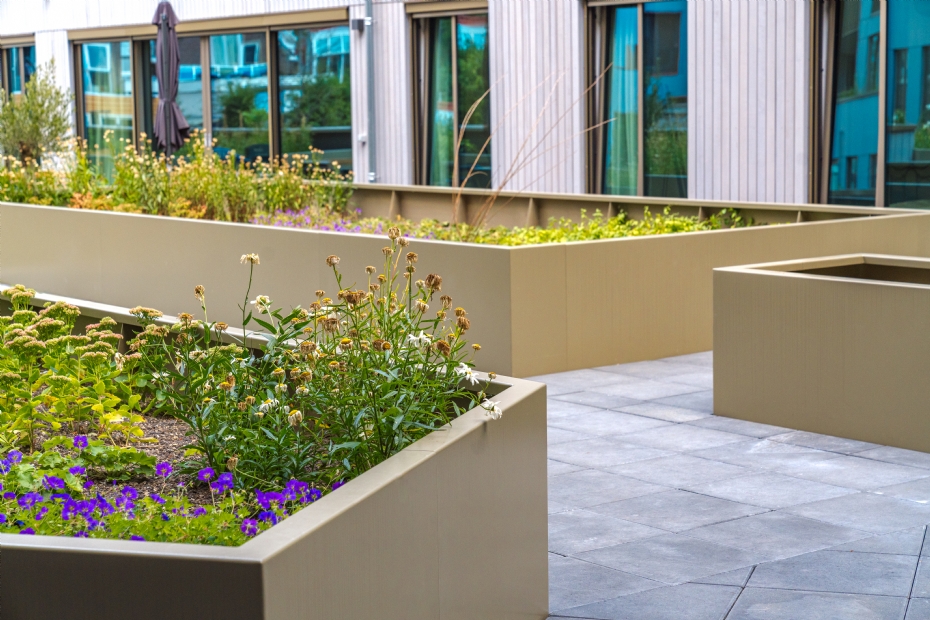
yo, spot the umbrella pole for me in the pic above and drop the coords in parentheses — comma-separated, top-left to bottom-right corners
(161, 12, 172, 161)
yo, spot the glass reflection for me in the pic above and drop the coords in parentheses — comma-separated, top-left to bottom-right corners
(81, 40, 133, 178)
(277, 25, 352, 171)
(885, 0, 930, 208)
(603, 6, 639, 195)
(5, 46, 36, 98)
(210, 33, 269, 162)
(143, 37, 203, 154)
(828, 0, 879, 205)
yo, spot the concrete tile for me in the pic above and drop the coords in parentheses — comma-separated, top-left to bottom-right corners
(548, 427, 594, 446)
(548, 509, 665, 555)
(728, 588, 908, 620)
(616, 424, 747, 453)
(668, 372, 714, 390)
(692, 439, 845, 471)
(769, 430, 880, 455)
(550, 391, 643, 411)
(686, 512, 869, 561)
(775, 455, 930, 491)
(576, 532, 765, 584)
(828, 527, 926, 556)
(606, 454, 756, 489)
(692, 566, 754, 587)
(546, 384, 581, 397)
(547, 436, 674, 469)
(858, 446, 930, 471)
(652, 390, 714, 413)
(548, 410, 672, 438)
(594, 360, 709, 380)
(908, 597, 930, 620)
(548, 553, 662, 613)
(548, 459, 584, 477)
(549, 470, 668, 509)
(590, 379, 705, 401)
(784, 492, 930, 535)
(910, 557, 930, 598)
(547, 400, 605, 420)
(683, 472, 857, 509)
(530, 368, 623, 389)
(747, 549, 917, 597)
(549, 501, 572, 515)
(687, 416, 789, 439)
(616, 402, 710, 423)
(876, 478, 930, 504)
(556, 582, 741, 620)
(589, 490, 767, 533)
(661, 351, 713, 367)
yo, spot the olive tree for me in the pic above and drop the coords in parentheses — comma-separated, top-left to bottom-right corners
(0, 61, 72, 165)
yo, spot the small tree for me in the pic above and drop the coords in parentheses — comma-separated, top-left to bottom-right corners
(0, 61, 72, 165)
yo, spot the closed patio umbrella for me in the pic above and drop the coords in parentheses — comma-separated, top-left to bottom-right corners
(152, 1, 189, 156)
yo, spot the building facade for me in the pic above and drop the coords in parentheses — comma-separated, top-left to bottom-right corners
(0, 0, 922, 208)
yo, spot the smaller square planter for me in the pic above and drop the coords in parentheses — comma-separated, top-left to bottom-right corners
(714, 254, 930, 453)
(0, 292, 549, 620)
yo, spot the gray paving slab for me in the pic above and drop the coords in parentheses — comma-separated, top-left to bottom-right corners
(661, 351, 714, 367)
(727, 588, 908, 620)
(769, 430, 881, 455)
(651, 390, 714, 413)
(605, 454, 756, 488)
(548, 459, 584, 477)
(547, 400, 606, 420)
(747, 549, 918, 597)
(613, 424, 748, 452)
(686, 416, 789, 438)
(784, 492, 930, 534)
(548, 553, 662, 613)
(550, 391, 643, 411)
(907, 598, 930, 620)
(575, 532, 766, 584)
(545, 384, 581, 397)
(616, 402, 710, 423)
(549, 509, 665, 555)
(555, 582, 741, 620)
(589, 379, 705, 401)
(910, 557, 930, 598)
(685, 511, 870, 561)
(668, 372, 714, 389)
(548, 410, 672, 438)
(692, 438, 846, 471)
(594, 360, 710, 380)
(876, 478, 930, 504)
(549, 469, 668, 509)
(530, 369, 625, 389)
(683, 472, 857, 509)
(549, 501, 573, 515)
(775, 454, 930, 491)
(589, 489, 767, 533)
(828, 527, 926, 556)
(858, 446, 930, 471)
(548, 427, 595, 446)
(547, 436, 674, 469)
(691, 566, 754, 587)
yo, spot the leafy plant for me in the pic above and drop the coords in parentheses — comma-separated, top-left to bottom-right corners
(0, 62, 72, 165)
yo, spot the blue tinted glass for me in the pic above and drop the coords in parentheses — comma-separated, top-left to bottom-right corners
(603, 6, 639, 195)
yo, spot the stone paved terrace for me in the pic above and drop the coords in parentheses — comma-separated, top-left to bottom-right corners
(535, 352, 930, 620)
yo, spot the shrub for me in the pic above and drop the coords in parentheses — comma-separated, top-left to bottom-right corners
(0, 62, 72, 165)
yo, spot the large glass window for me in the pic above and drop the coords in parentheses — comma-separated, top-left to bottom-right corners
(141, 36, 203, 154)
(4, 45, 36, 98)
(210, 33, 269, 162)
(592, 1, 688, 197)
(81, 40, 133, 177)
(277, 25, 352, 171)
(415, 13, 491, 188)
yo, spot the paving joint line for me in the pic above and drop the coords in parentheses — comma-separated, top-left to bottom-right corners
(720, 564, 756, 620)
(905, 525, 928, 618)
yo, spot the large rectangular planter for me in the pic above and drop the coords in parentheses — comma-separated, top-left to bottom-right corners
(0, 291, 548, 620)
(4, 202, 930, 377)
(714, 254, 930, 453)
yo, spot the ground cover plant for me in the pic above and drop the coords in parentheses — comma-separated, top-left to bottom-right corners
(0, 233, 498, 544)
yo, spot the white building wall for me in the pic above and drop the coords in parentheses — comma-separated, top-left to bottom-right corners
(689, 0, 811, 204)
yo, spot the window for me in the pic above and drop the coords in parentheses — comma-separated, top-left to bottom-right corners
(141, 36, 203, 156)
(893, 48, 908, 124)
(846, 156, 858, 189)
(589, 1, 687, 198)
(3, 45, 36, 97)
(79, 40, 133, 177)
(413, 12, 491, 188)
(277, 25, 352, 169)
(866, 34, 880, 92)
(921, 46, 930, 123)
(209, 33, 269, 161)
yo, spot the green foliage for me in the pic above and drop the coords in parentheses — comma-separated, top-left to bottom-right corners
(0, 62, 72, 165)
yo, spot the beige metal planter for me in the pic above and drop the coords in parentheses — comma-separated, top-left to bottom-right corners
(3, 202, 930, 377)
(0, 294, 549, 620)
(714, 254, 930, 453)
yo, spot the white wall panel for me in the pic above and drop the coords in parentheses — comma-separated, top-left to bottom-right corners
(691, 0, 811, 204)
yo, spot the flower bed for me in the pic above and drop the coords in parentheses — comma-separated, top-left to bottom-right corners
(0, 232, 501, 545)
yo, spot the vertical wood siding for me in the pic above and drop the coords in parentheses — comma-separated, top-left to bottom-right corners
(690, 0, 811, 203)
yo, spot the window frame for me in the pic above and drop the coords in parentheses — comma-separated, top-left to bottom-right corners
(0, 37, 37, 95)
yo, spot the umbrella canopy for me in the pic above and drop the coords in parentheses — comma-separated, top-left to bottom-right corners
(151, 1, 190, 154)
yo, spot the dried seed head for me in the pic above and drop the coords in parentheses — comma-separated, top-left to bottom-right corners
(382, 341, 392, 351)
(365, 265, 376, 275)
(457, 316, 471, 331)
(287, 410, 303, 427)
(315, 290, 325, 299)
(440, 295, 452, 309)
(194, 285, 205, 300)
(405, 266, 416, 274)
(454, 307, 467, 318)
(388, 227, 401, 240)
(240, 253, 260, 265)
(244, 396, 256, 405)
(370, 283, 381, 292)
(415, 300, 429, 313)
(406, 252, 418, 264)
(472, 344, 481, 351)
(226, 374, 236, 386)
(425, 274, 442, 292)
(382, 246, 393, 256)
(415, 279, 426, 290)
(237, 401, 248, 412)
(378, 274, 387, 283)
(434, 340, 452, 356)
(227, 456, 239, 470)
(323, 317, 339, 333)
(488, 372, 498, 380)
(398, 237, 410, 247)
(216, 321, 229, 332)
(326, 255, 340, 267)
(436, 310, 447, 320)
(300, 340, 317, 355)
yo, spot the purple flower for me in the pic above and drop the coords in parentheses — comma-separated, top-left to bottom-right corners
(255, 490, 285, 510)
(332, 480, 345, 491)
(35, 506, 48, 521)
(3, 491, 15, 500)
(283, 479, 310, 502)
(83, 480, 94, 490)
(257, 510, 280, 525)
(74, 531, 89, 538)
(150, 493, 166, 505)
(155, 462, 173, 478)
(161, 513, 171, 521)
(191, 506, 207, 517)
(86, 517, 103, 530)
(0, 514, 6, 524)
(73, 435, 88, 449)
(69, 466, 86, 476)
(17, 493, 42, 509)
(0, 459, 10, 474)
(43, 475, 66, 490)
(95, 495, 115, 516)
(62, 499, 79, 521)
(211, 472, 234, 494)
(197, 467, 215, 482)
(7, 450, 22, 464)
(240, 518, 259, 536)
(130, 535, 145, 541)
(19, 528, 35, 535)
(309, 488, 322, 502)
(121, 486, 139, 500)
